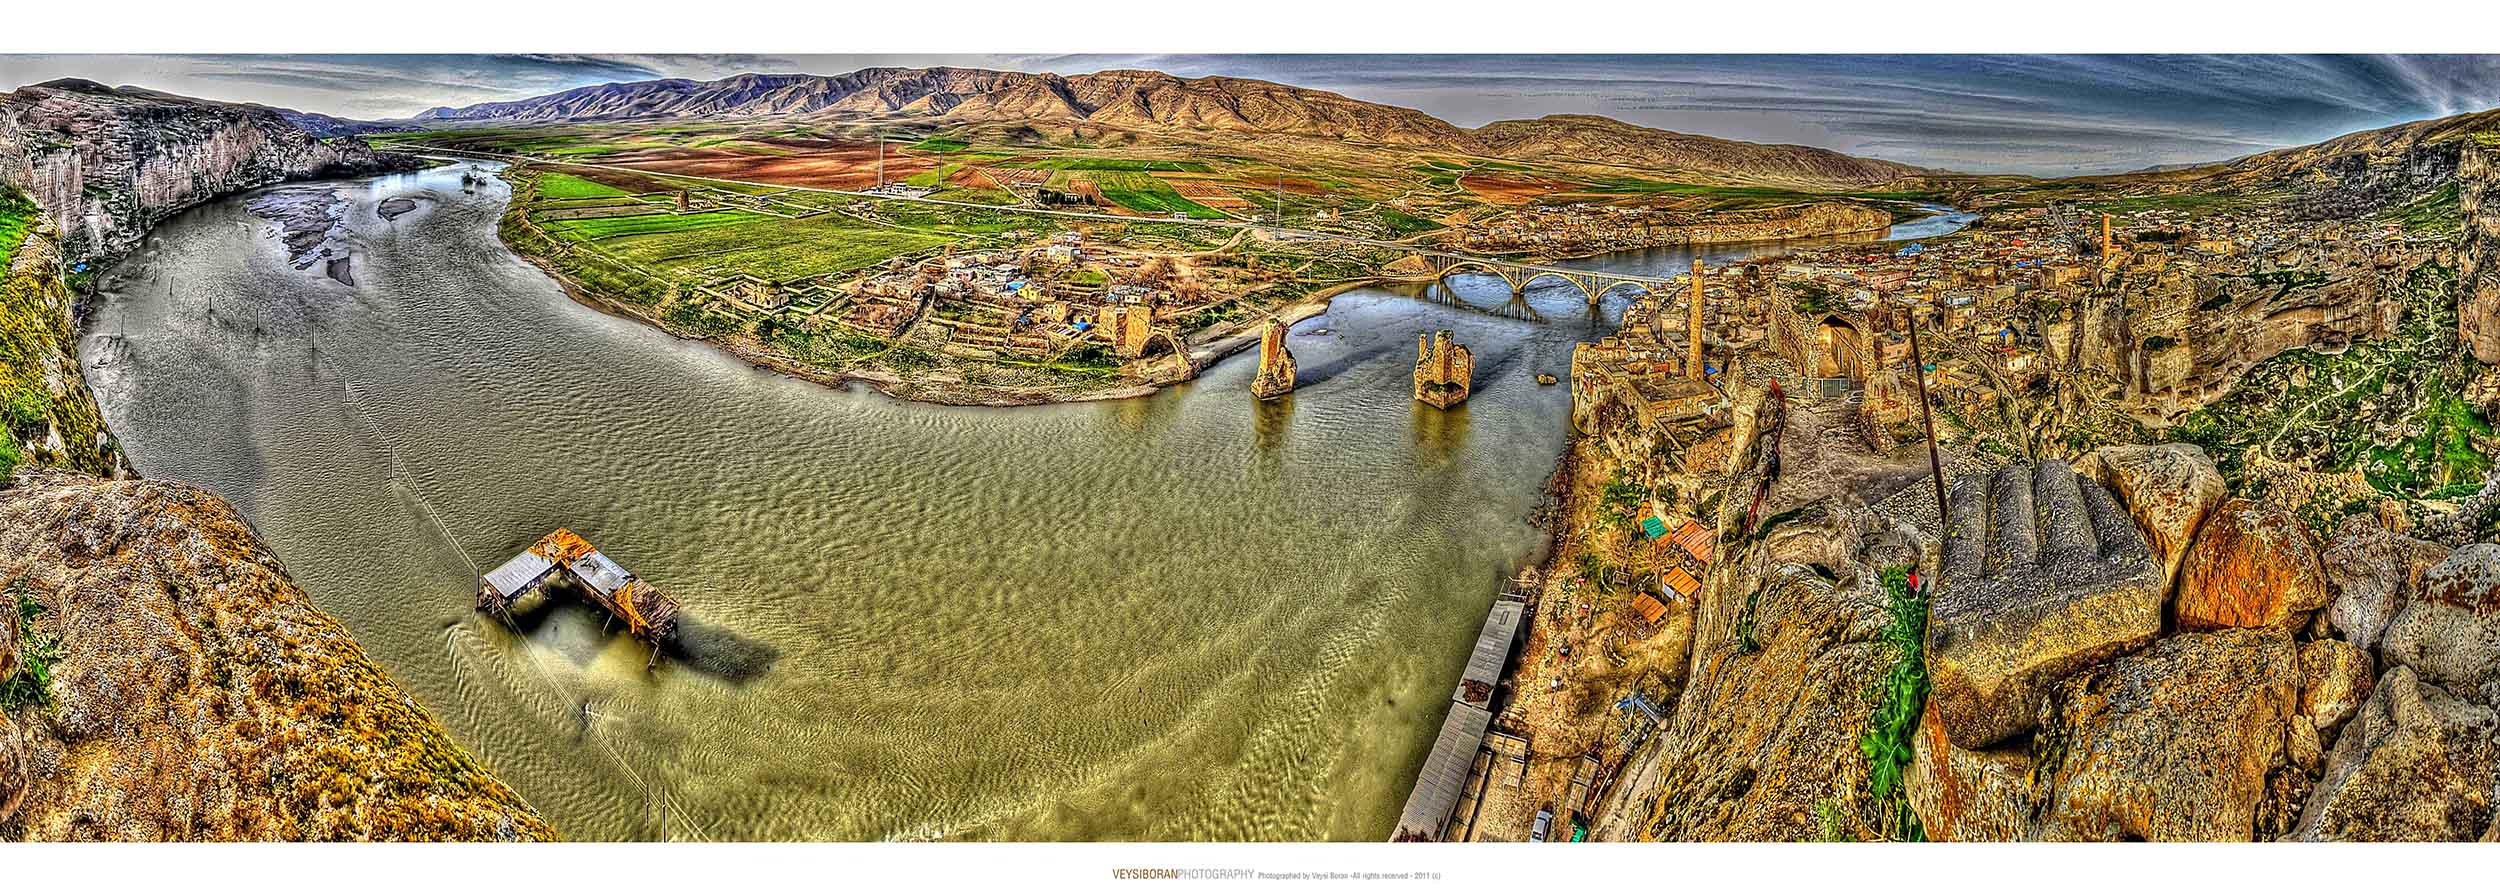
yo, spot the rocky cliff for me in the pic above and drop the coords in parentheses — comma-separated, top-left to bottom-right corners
(2459, 136, 2500, 365)
(1454, 201, 1892, 257)
(1, 204, 121, 481)
(0, 78, 413, 267)
(0, 472, 555, 840)
(0, 83, 541, 841)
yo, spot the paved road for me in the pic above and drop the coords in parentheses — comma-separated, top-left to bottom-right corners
(381, 144, 1682, 287)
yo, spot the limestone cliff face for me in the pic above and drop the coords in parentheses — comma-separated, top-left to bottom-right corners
(2458, 137, 2500, 364)
(0, 79, 412, 267)
(1, 216, 122, 478)
(0, 471, 554, 841)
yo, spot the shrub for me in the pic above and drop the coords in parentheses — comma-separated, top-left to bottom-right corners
(1857, 565, 1929, 841)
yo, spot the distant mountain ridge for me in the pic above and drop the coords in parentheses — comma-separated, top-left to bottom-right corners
(402, 66, 1933, 190)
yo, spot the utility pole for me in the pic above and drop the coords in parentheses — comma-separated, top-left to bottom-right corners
(1901, 292, 1949, 526)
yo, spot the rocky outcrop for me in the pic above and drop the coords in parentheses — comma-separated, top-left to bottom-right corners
(1912, 628, 2304, 842)
(2031, 628, 2300, 841)
(2175, 498, 2327, 631)
(2298, 639, 2376, 743)
(1929, 460, 2165, 748)
(2321, 514, 2451, 654)
(1451, 201, 1891, 257)
(2382, 543, 2500, 705)
(0, 79, 412, 267)
(2078, 443, 2226, 586)
(0, 471, 552, 841)
(2293, 667, 2498, 841)
(2459, 135, 2500, 364)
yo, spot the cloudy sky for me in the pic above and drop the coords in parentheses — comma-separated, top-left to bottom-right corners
(5, 54, 2498, 175)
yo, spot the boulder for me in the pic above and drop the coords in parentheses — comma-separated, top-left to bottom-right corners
(1906, 699, 2036, 841)
(2080, 443, 2227, 587)
(2320, 514, 2449, 654)
(2298, 639, 2376, 741)
(2176, 499, 2328, 630)
(2032, 628, 2301, 841)
(2294, 667, 2499, 841)
(2381, 543, 2500, 703)
(1930, 460, 2166, 748)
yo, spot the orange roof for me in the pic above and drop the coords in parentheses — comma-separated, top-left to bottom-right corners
(1630, 591, 1669, 625)
(1661, 567, 1702, 600)
(1671, 520, 1716, 565)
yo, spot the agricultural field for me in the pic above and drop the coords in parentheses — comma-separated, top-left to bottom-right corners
(385, 119, 1930, 247)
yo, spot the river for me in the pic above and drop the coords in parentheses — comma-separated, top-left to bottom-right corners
(79, 161, 1961, 841)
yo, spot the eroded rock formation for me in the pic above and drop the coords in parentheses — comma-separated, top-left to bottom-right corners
(0, 78, 411, 266)
(0, 471, 553, 840)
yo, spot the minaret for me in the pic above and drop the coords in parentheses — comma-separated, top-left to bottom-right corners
(2100, 213, 2114, 263)
(1688, 258, 1707, 382)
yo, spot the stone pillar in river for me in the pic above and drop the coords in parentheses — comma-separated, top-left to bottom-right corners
(1250, 317, 1297, 400)
(1413, 330, 1473, 409)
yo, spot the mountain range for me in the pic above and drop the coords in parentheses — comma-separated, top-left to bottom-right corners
(402, 67, 1934, 190)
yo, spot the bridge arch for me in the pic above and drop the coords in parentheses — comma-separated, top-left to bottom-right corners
(1431, 258, 1528, 295)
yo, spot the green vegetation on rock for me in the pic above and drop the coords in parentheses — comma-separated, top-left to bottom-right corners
(1857, 565, 1928, 842)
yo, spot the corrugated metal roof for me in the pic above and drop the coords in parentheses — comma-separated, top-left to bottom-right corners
(1454, 600, 1523, 709)
(1392, 702, 1493, 841)
(481, 551, 554, 599)
(1672, 520, 1717, 564)
(567, 551, 633, 596)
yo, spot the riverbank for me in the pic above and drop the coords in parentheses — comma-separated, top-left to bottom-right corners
(507, 213, 1383, 408)
(491, 164, 1393, 407)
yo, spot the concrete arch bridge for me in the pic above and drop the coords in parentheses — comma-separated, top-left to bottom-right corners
(1405, 253, 1675, 306)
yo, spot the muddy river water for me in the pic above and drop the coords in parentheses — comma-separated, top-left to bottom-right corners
(81, 161, 1955, 840)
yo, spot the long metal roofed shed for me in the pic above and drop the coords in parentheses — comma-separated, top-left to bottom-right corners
(1394, 592, 1528, 841)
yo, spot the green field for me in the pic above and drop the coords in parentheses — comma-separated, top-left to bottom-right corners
(1091, 172, 1228, 219)
(910, 137, 971, 153)
(538, 172, 636, 200)
(1022, 158, 1215, 174)
(604, 217, 956, 281)
(905, 163, 963, 188)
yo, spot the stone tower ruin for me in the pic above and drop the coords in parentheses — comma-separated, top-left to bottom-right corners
(1251, 317, 1297, 400)
(1413, 330, 1474, 409)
